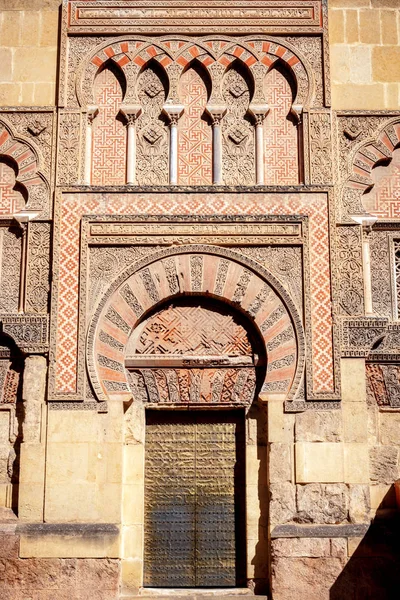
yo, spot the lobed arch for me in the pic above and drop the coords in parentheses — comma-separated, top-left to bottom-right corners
(348, 119, 400, 193)
(0, 119, 49, 217)
(343, 118, 400, 217)
(86, 245, 305, 404)
(76, 35, 314, 112)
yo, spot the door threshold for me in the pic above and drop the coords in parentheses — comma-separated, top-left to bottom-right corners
(139, 589, 254, 596)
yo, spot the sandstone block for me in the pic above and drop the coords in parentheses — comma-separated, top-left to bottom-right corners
(21, 11, 40, 46)
(295, 410, 342, 442)
(122, 483, 144, 526)
(345, 9, 359, 43)
(34, 81, 56, 105)
(124, 444, 144, 485)
(331, 538, 347, 558)
(13, 47, 57, 83)
(0, 533, 19, 558)
(359, 9, 381, 43)
(121, 557, 143, 593)
(370, 446, 399, 484)
(0, 411, 9, 442)
(269, 482, 296, 525)
(332, 83, 385, 110)
(122, 524, 143, 560)
(380, 9, 399, 44)
(272, 537, 331, 558)
(372, 0, 400, 6)
(0, 11, 22, 46)
(342, 403, 368, 443)
(379, 413, 400, 445)
(384, 82, 400, 109)
(329, 0, 369, 5)
(271, 557, 345, 600)
(370, 484, 396, 509)
(267, 400, 294, 443)
(0, 49, 13, 83)
(296, 483, 349, 524)
(349, 484, 370, 524)
(340, 359, 366, 403)
(330, 45, 350, 84)
(20, 531, 120, 559)
(295, 442, 344, 483)
(269, 443, 292, 483)
(48, 411, 99, 443)
(328, 9, 345, 44)
(349, 46, 372, 85)
(373, 46, 400, 82)
(344, 443, 370, 484)
(40, 9, 59, 46)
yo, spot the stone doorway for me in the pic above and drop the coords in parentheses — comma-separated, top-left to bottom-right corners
(143, 410, 246, 588)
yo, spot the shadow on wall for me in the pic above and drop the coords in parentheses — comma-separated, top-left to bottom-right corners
(330, 483, 400, 600)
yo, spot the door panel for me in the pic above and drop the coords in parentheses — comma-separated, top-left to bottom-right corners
(144, 411, 245, 588)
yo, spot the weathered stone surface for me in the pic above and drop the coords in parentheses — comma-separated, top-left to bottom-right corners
(270, 482, 296, 525)
(271, 523, 369, 538)
(379, 413, 400, 446)
(295, 411, 343, 442)
(22, 355, 47, 443)
(296, 484, 349, 524)
(271, 537, 331, 558)
(0, 532, 19, 558)
(330, 538, 347, 558)
(349, 484, 370, 524)
(370, 446, 399, 484)
(0, 555, 120, 596)
(269, 443, 292, 483)
(271, 557, 345, 600)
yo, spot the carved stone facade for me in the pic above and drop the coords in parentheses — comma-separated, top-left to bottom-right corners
(0, 2, 399, 600)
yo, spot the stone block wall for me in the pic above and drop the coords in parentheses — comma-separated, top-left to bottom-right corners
(329, 0, 400, 108)
(0, 0, 60, 106)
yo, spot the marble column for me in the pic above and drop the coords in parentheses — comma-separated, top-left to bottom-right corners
(249, 105, 269, 185)
(162, 105, 184, 185)
(84, 106, 98, 185)
(205, 106, 227, 185)
(351, 215, 378, 315)
(119, 105, 142, 185)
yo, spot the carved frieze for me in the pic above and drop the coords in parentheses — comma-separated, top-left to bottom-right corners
(309, 112, 332, 185)
(0, 315, 49, 353)
(26, 223, 51, 314)
(337, 226, 364, 316)
(67, 1, 324, 34)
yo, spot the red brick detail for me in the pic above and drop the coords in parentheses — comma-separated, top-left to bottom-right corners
(264, 68, 299, 185)
(133, 55, 146, 67)
(120, 42, 129, 53)
(92, 68, 126, 186)
(245, 55, 257, 67)
(177, 56, 189, 67)
(159, 56, 173, 68)
(261, 55, 274, 67)
(275, 46, 286, 58)
(178, 68, 212, 185)
(91, 56, 103, 67)
(233, 46, 245, 58)
(287, 55, 300, 67)
(188, 46, 200, 58)
(104, 47, 115, 59)
(146, 46, 157, 58)
(117, 55, 130, 68)
(218, 55, 231, 67)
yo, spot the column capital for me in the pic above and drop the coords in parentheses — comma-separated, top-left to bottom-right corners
(86, 105, 99, 125)
(162, 104, 184, 125)
(205, 105, 227, 125)
(118, 104, 142, 125)
(248, 104, 270, 125)
(350, 214, 378, 236)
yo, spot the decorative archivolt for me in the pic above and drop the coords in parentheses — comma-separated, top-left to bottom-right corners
(347, 119, 400, 193)
(76, 35, 315, 112)
(0, 118, 49, 217)
(341, 118, 400, 219)
(86, 246, 305, 404)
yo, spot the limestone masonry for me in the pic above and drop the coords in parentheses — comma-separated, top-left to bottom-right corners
(0, 1, 399, 599)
